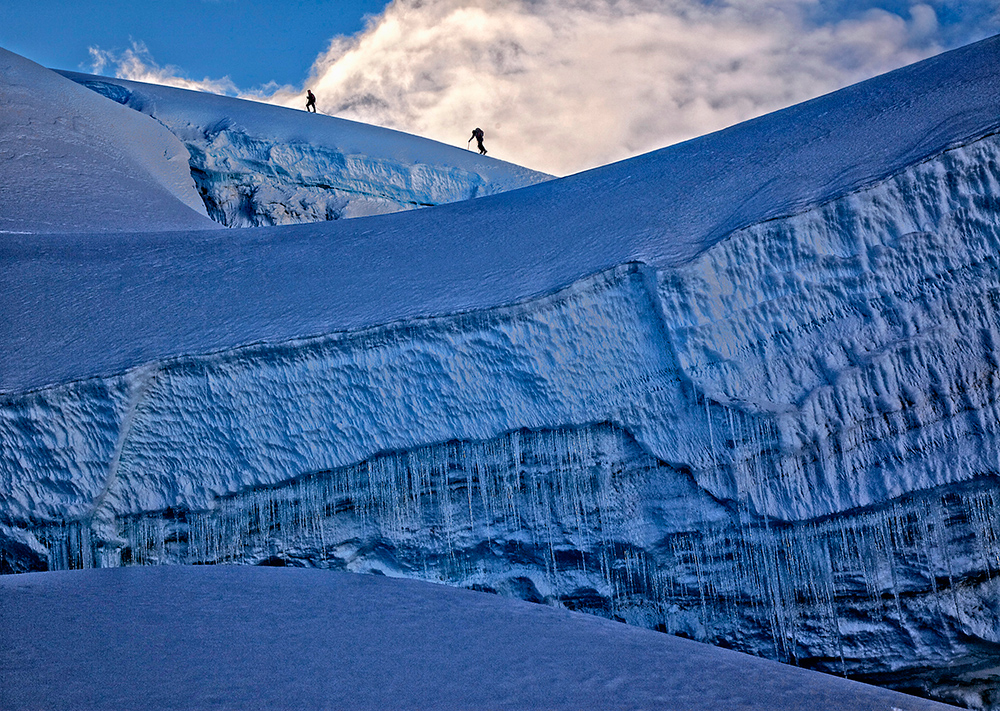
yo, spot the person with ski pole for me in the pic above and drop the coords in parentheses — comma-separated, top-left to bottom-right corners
(469, 127, 486, 154)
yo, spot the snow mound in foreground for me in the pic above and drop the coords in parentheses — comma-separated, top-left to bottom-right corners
(0, 48, 217, 234)
(61, 71, 553, 226)
(0, 565, 957, 711)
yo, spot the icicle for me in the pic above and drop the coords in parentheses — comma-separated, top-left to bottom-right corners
(32, 418, 1000, 687)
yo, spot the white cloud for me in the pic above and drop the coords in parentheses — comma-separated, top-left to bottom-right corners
(87, 41, 242, 96)
(88, 2, 998, 175)
(292, 0, 971, 175)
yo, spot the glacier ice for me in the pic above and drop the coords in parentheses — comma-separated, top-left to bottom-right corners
(5, 126, 1000, 705)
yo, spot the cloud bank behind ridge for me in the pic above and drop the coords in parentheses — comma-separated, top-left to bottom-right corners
(90, 0, 999, 175)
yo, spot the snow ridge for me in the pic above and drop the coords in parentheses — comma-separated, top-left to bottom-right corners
(6, 37, 1000, 396)
(62, 72, 553, 226)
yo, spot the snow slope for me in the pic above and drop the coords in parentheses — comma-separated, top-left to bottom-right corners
(4, 36, 1000, 708)
(59, 71, 552, 226)
(0, 566, 958, 711)
(0, 49, 216, 234)
(3, 36, 1000, 392)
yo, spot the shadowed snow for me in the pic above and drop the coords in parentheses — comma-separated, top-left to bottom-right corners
(0, 566, 958, 711)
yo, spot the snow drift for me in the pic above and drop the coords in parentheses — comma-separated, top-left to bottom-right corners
(0, 565, 958, 711)
(0, 48, 216, 234)
(4, 36, 1000, 708)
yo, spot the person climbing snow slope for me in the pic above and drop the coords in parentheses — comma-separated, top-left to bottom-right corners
(469, 127, 487, 154)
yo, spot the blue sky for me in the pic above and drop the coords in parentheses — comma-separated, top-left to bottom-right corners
(0, 0, 391, 88)
(2, 1, 997, 174)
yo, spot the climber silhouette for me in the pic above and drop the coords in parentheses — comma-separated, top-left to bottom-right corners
(306, 90, 317, 113)
(469, 127, 486, 155)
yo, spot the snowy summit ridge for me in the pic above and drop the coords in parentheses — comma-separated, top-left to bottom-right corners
(4, 35, 1000, 708)
(60, 70, 552, 227)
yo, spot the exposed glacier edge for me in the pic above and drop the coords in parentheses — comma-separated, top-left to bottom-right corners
(5, 127, 1000, 705)
(61, 72, 553, 227)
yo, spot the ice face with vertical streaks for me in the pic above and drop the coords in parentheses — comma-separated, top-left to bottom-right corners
(6, 131, 1000, 705)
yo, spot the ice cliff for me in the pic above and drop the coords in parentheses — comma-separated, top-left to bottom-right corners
(59, 71, 552, 226)
(5, 36, 1000, 709)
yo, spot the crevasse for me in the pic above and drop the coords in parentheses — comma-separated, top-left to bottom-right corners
(4, 131, 1000, 706)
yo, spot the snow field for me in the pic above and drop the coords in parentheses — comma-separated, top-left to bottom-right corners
(0, 565, 960, 711)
